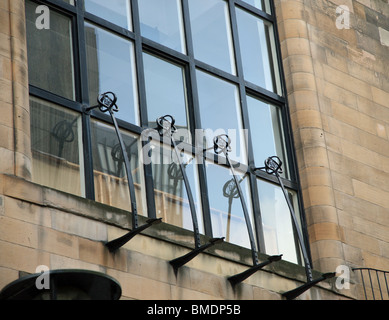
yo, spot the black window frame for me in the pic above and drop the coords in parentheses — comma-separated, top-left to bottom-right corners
(25, 0, 311, 267)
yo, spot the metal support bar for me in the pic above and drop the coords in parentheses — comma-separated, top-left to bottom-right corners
(85, 92, 162, 252)
(282, 272, 336, 300)
(169, 237, 224, 274)
(254, 156, 313, 282)
(214, 134, 259, 266)
(228, 255, 283, 287)
(156, 115, 202, 248)
(156, 115, 224, 271)
(105, 218, 162, 252)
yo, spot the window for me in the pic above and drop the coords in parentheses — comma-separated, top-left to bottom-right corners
(143, 53, 188, 131)
(30, 97, 84, 196)
(85, 23, 139, 125)
(26, 0, 75, 100)
(26, 0, 308, 266)
(139, 0, 186, 53)
(84, 0, 132, 31)
(188, 0, 236, 74)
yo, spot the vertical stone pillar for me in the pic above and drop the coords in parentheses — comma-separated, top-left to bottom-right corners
(275, 0, 345, 274)
(0, 0, 31, 180)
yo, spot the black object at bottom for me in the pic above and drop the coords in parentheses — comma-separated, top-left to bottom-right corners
(169, 237, 224, 273)
(228, 255, 283, 287)
(282, 272, 336, 300)
(105, 218, 162, 252)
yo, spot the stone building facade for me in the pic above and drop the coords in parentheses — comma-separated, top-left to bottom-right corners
(0, 0, 388, 300)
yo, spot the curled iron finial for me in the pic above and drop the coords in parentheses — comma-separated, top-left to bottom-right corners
(97, 92, 119, 113)
(213, 134, 231, 155)
(156, 115, 177, 136)
(264, 156, 283, 175)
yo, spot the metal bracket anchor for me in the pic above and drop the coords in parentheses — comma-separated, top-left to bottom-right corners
(282, 272, 336, 300)
(86, 92, 162, 252)
(228, 254, 283, 287)
(169, 237, 225, 274)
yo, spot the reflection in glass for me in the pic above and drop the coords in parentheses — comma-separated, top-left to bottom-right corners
(30, 97, 84, 196)
(236, 8, 279, 93)
(196, 70, 247, 164)
(241, 0, 271, 13)
(84, 0, 132, 30)
(143, 53, 189, 137)
(188, 0, 236, 74)
(26, 0, 75, 100)
(257, 179, 301, 264)
(149, 141, 204, 233)
(139, 0, 186, 53)
(85, 23, 139, 125)
(91, 120, 146, 215)
(246, 96, 288, 178)
(206, 163, 254, 249)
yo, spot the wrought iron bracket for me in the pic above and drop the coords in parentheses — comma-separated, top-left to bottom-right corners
(85, 92, 163, 252)
(253, 156, 314, 282)
(214, 134, 259, 266)
(282, 272, 336, 300)
(228, 255, 283, 287)
(105, 218, 162, 253)
(156, 115, 225, 272)
(169, 237, 225, 275)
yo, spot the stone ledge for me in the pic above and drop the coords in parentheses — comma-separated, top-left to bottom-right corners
(0, 173, 350, 298)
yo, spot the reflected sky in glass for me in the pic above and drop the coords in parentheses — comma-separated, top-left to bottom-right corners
(257, 179, 299, 264)
(84, 0, 132, 30)
(246, 96, 288, 177)
(196, 70, 247, 164)
(139, 0, 186, 53)
(85, 23, 139, 125)
(143, 53, 188, 131)
(188, 0, 236, 74)
(236, 7, 275, 92)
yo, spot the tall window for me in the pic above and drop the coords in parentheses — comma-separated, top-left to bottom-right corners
(25, 0, 308, 266)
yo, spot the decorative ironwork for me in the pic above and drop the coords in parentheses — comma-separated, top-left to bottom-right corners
(211, 135, 283, 285)
(254, 156, 336, 298)
(155, 115, 224, 274)
(353, 267, 389, 300)
(51, 118, 77, 158)
(85, 92, 161, 252)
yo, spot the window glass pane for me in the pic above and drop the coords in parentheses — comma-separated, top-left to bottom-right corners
(30, 97, 84, 196)
(85, 23, 139, 125)
(206, 163, 254, 249)
(148, 141, 204, 233)
(143, 53, 189, 137)
(91, 120, 147, 215)
(196, 70, 247, 164)
(257, 179, 301, 264)
(236, 8, 280, 93)
(241, 0, 271, 13)
(188, 0, 236, 74)
(247, 96, 288, 178)
(84, 0, 132, 30)
(139, 0, 186, 53)
(26, 0, 75, 100)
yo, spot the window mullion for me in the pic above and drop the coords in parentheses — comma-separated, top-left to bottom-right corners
(76, 0, 95, 200)
(228, 0, 266, 253)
